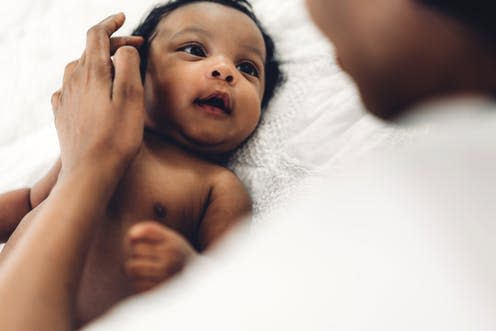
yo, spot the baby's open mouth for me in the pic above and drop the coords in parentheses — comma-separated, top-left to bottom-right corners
(195, 93, 232, 114)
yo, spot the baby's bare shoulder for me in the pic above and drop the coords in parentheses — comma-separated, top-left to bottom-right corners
(197, 166, 252, 250)
(205, 166, 247, 193)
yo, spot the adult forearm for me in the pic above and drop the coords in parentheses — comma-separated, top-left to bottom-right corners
(0, 164, 121, 331)
(0, 12, 145, 330)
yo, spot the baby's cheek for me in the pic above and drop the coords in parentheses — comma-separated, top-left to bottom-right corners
(239, 106, 261, 139)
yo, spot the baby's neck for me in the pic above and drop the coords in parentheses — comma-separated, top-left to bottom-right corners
(143, 128, 228, 166)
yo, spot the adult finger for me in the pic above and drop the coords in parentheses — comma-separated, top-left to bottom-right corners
(110, 36, 144, 55)
(112, 46, 143, 103)
(63, 36, 140, 82)
(51, 89, 62, 114)
(84, 13, 125, 68)
(62, 60, 79, 87)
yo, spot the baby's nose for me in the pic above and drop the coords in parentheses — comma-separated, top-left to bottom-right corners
(211, 69, 234, 83)
(207, 60, 237, 84)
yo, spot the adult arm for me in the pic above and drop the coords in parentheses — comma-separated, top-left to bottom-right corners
(0, 28, 150, 243)
(0, 13, 144, 331)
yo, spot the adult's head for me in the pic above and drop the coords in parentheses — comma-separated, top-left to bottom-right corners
(306, 0, 496, 119)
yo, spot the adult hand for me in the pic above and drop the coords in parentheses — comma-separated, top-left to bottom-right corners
(51, 13, 145, 177)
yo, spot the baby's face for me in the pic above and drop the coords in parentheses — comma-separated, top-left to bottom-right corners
(143, 2, 266, 154)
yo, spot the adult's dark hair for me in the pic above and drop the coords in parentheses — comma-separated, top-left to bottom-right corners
(132, 0, 283, 110)
(420, 0, 496, 43)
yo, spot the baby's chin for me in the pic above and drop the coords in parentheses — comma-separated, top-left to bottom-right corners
(143, 125, 237, 159)
(143, 115, 249, 156)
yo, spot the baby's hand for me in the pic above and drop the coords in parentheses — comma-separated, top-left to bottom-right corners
(124, 221, 197, 293)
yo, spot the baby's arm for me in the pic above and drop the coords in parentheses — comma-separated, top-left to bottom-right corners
(0, 159, 61, 242)
(197, 170, 252, 251)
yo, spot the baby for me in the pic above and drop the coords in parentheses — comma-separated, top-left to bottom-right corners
(0, 0, 282, 326)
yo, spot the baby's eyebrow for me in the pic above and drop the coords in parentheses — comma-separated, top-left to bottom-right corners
(170, 26, 212, 40)
(240, 44, 266, 65)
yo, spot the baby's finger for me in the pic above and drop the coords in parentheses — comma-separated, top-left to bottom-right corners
(125, 259, 164, 280)
(129, 242, 162, 260)
(127, 221, 171, 244)
(132, 279, 157, 293)
(112, 46, 143, 104)
(126, 257, 184, 280)
(84, 13, 125, 69)
(110, 36, 144, 55)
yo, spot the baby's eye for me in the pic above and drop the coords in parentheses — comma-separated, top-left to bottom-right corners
(237, 62, 260, 78)
(179, 44, 206, 57)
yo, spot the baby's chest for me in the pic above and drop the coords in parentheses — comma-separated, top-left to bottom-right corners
(108, 155, 212, 243)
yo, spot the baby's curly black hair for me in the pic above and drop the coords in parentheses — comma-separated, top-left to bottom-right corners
(132, 0, 283, 110)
